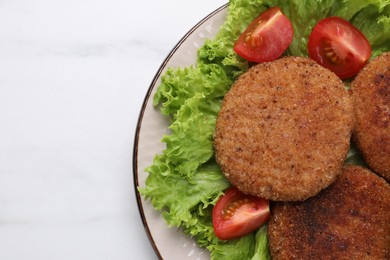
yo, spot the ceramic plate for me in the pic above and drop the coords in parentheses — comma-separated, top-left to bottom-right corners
(133, 4, 228, 260)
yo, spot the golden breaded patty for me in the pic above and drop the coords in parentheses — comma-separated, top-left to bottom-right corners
(268, 166, 390, 259)
(351, 52, 390, 181)
(214, 56, 353, 201)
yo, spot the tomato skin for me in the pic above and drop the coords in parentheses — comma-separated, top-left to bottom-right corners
(234, 6, 294, 63)
(212, 187, 270, 240)
(308, 17, 371, 79)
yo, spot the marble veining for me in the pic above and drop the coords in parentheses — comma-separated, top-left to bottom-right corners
(0, 0, 226, 259)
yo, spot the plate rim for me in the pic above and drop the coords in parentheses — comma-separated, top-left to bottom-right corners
(132, 3, 229, 259)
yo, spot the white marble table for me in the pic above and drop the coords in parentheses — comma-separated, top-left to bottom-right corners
(0, 0, 226, 259)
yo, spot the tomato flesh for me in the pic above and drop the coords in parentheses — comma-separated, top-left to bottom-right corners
(212, 187, 270, 240)
(234, 6, 293, 63)
(308, 16, 371, 79)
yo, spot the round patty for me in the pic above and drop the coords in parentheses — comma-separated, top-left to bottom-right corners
(268, 165, 390, 259)
(351, 52, 390, 181)
(214, 56, 353, 201)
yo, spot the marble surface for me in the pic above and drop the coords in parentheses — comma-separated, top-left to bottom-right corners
(0, 0, 226, 259)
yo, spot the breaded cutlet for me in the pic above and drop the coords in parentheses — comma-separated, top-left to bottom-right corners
(351, 52, 390, 181)
(214, 56, 354, 201)
(268, 165, 390, 259)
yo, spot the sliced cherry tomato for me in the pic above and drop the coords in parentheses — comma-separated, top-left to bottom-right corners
(308, 17, 371, 79)
(234, 6, 294, 63)
(212, 187, 270, 240)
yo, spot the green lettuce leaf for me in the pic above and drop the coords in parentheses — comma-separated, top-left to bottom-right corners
(141, 159, 230, 233)
(209, 234, 256, 260)
(348, 3, 390, 58)
(329, 0, 388, 20)
(162, 93, 222, 178)
(153, 64, 232, 116)
(251, 225, 271, 260)
(198, 0, 267, 78)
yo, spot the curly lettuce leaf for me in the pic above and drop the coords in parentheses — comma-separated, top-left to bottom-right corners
(209, 234, 256, 260)
(251, 225, 271, 260)
(141, 159, 230, 245)
(162, 93, 222, 178)
(349, 3, 390, 58)
(329, 0, 388, 20)
(153, 63, 232, 116)
(198, 0, 267, 78)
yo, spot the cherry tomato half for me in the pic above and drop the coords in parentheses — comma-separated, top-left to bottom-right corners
(308, 17, 371, 79)
(234, 6, 294, 63)
(212, 187, 270, 240)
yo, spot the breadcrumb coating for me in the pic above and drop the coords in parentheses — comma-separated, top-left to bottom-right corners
(351, 52, 390, 181)
(268, 166, 390, 260)
(214, 56, 354, 201)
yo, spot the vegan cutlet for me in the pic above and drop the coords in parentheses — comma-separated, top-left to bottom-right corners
(351, 52, 390, 181)
(214, 56, 354, 201)
(268, 165, 390, 259)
